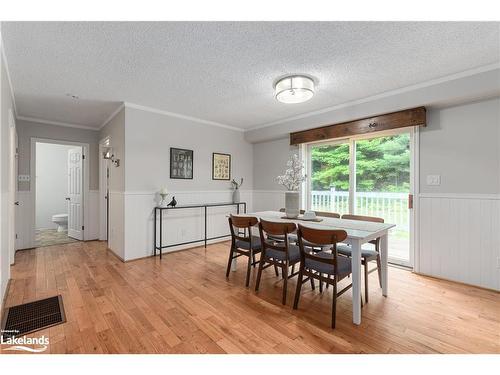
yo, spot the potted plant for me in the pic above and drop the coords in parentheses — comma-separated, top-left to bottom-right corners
(231, 178, 243, 203)
(276, 154, 306, 218)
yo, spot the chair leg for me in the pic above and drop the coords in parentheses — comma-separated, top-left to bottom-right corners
(310, 276, 315, 290)
(376, 255, 382, 288)
(273, 264, 279, 276)
(291, 264, 295, 275)
(293, 269, 303, 309)
(252, 253, 256, 268)
(364, 261, 369, 303)
(282, 261, 289, 305)
(245, 252, 252, 287)
(255, 255, 265, 292)
(319, 273, 323, 293)
(225, 247, 234, 278)
(332, 278, 337, 329)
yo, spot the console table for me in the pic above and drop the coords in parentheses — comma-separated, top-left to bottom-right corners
(153, 202, 247, 259)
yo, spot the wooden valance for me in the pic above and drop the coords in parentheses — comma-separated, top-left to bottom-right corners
(290, 107, 426, 145)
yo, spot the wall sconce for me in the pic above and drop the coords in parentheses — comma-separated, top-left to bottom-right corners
(103, 147, 120, 167)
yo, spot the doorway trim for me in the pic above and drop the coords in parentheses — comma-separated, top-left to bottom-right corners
(29, 137, 90, 243)
(302, 127, 419, 269)
(98, 136, 110, 241)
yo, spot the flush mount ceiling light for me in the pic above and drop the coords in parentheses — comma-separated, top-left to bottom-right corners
(274, 75, 315, 104)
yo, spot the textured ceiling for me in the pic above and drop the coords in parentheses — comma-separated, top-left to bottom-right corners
(2, 21, 499, 130)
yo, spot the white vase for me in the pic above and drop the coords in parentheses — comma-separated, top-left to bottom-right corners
(285, 191, 300, 218)
(232, 189, 240, 203)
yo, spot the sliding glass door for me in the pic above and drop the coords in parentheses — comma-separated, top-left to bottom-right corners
(355, 133, 411, 265)
(306, 129, 414, 267)
(308, 141, 351, 216)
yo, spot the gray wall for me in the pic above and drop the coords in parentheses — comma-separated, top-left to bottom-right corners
(251, 97, 500, 196)
(420, 98, 500, 194)
(0, 40, 15, 302)
(124, 107, 254, 192)
(16, 119, 100, 191)
(99, 107, 125, 191)
(253, 137, 298, 190)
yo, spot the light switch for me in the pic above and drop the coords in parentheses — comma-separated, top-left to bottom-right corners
(18, 175, 30, 182)
(426, 174, 441, 186)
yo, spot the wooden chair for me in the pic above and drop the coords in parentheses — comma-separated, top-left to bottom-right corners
(293, 224, 352, 328)
(339, 214, 384, 303)
(255, 220, 301, 304)
(227, 215, 261, 287)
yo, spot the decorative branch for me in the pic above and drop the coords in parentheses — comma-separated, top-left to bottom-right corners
(231, 178, 243, 190)
(275, 154, 306, 191)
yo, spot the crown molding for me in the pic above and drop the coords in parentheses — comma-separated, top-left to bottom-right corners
(0, 32, 18, 117)
(247, 62, 500, 132)
(123, 102, 244, 132)
(16, 115, 99, 131)
(99, 102, 125, 129)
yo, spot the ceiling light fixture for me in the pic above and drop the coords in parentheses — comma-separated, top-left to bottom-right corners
(274, 75, 315, 104)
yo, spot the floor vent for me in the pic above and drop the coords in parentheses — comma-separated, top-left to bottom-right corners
(1, 295, 66, 338)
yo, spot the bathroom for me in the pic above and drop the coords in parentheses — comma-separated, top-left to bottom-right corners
(35, 142, 83, 247)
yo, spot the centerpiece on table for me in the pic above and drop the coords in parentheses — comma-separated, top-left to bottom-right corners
(158, 187, 169, 207)
(276, 154, 306, 218)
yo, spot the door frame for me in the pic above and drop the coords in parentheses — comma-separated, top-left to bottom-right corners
(8, 109, 17, 265)
(98, 136, 110, 241)
(30, 138, 90, 242)
(302, 127, 419, 269)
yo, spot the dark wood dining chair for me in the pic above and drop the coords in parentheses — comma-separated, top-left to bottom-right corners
(255, 220, 301, 304)
(339, 214, 384, 303)
(293, 224, 352, 328)
(227, 215, 261, 287)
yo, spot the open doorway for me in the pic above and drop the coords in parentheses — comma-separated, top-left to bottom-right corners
(33, 141, 85, 247)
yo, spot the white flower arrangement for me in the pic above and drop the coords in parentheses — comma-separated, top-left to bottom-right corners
(276, 154, 306, 191)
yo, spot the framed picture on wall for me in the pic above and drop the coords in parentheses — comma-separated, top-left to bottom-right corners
(170, 148, 193, 179)
(212, 153, 231, 180)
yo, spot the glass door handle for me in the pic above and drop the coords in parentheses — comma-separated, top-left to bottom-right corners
(408, 194, 413, 209)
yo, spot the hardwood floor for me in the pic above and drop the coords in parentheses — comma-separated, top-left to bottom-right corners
(2, 240, 499, 354)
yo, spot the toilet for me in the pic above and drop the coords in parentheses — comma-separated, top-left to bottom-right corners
(52, 214, 68, 232)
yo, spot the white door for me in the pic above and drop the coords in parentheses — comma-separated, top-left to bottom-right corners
(67, 148, 84, 240)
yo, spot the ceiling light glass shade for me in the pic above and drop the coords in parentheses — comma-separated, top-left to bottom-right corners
(274, 75, 315, 104)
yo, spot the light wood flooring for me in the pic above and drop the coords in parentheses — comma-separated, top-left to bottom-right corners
(1, 240, 499, 354)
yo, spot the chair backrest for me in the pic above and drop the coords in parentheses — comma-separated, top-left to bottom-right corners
(341, 214, 384, 223)
(297, 224, 347, 270)
(314, 210, 340, 218)
(228, 215, 258, 245)
(258, 219, 297, 256)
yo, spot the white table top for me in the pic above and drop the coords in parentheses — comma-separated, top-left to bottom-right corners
(248, 211, 395, 241)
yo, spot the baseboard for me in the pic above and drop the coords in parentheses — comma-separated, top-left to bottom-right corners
(106, 247, 125, 262)
(1, 279, 12, 313)
(414, 271, 500, 293)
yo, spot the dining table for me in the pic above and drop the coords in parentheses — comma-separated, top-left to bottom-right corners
(235, 210, 396, 325)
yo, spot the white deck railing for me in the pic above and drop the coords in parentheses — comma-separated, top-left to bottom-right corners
(311, 190, 409, 231)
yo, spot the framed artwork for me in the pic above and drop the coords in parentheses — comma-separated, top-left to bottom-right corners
(170, 148, 193, 179)
(212, 153, 231, 180)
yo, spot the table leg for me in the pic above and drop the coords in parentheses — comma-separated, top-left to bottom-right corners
(204, 206, 207, 249)
(380, 233, 388, 297)
(351, 239, 362, 325)
(159, 209, 162, 260)
(153, 209, 156, 257)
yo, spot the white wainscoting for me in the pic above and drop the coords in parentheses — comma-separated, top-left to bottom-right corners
(418, 193, 500, 291)
(15, 191, 35, 250)
(14, 189, 100, 251)
(123, 190, 253, 261)
(85, 190, 99, 241)
(252, 190, 285, 212)
(108, 191, 125, 259)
